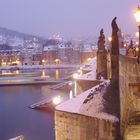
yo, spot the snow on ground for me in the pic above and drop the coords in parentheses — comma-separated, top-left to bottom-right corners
(77, 57, 97, 80)
(82, 57, 97, 71)
(77, 71, 97, 80)
(56, 80, 118, 122)
(56, 57, 118, 122)
(79, 81, 118, 122)
(56, 85, 97, 113)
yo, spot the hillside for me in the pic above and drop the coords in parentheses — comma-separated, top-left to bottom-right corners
(0, 27, 46, 42)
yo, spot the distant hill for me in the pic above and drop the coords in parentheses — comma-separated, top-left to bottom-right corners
(0, 27, 46, 42)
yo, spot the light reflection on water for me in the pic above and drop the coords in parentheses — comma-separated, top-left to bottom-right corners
(0, 68, 75, 80)
(0, 84, 71, 140)
(0, 69, 75, 140)
(41, 70, 46, 77)
(55, 69, 59, 80)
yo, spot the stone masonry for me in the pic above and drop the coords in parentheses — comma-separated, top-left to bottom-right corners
(55, 111, 119, 140)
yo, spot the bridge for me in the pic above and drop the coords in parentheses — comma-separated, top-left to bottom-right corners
(0, 64, 81, 70)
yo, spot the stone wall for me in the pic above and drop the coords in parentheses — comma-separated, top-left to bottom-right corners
(119, 55, 140, 137)
(97, 51, 107, 78)
(55, 111, 119, 140)
(76, 80, 101, 95)
(107, 52, 111, 79)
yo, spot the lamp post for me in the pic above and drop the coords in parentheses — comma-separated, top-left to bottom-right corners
(42, 59, 45, 65)
(55, 59, 60, 65)
(134, 5, 140, 58)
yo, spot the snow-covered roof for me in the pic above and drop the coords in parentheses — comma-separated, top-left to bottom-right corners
(56, 81, 119, 122)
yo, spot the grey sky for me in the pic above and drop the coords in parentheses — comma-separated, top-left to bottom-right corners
(0, 0, 139, 39)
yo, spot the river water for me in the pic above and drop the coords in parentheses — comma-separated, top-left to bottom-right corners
(0, 69, 74, 140)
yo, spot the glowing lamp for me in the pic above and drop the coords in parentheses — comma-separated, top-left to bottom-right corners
(135, 32, 139, 38)
(134, 5, 140, 25)
(55, 59, 59, 62)
(108, 37, 112, 42)
(42, 60, 45, 63)
(69, 82, 72, 85)
(73, 73, 78, 79)
(134, 5, 140, 58)
(136, 47, 139, 52)
(87, 58, 92, 61)
(52, 96, 61, 105)
(136, 41, 139, 45)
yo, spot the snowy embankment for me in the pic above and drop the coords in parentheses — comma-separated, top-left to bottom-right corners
(82, 57, 97, 71)
(56, 57, 118, 122)
(77, 57, 97, 80)
(56, 81, 118, 122)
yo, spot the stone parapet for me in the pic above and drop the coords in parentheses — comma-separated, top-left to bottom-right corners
(119, 55, 140, 137)
(55, 111, 119, 140)
(97, 51, 108, 79)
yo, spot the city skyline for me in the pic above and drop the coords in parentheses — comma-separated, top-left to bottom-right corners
(0, 0, 139, 39)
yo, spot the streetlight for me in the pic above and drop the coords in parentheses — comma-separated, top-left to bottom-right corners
(55, 59, 60, 65)
(134, 5, 140, 58)
(135, 31, 139, 38)
(42, 59, 45, 65)
(107, 36, 112, 51)
(77, 69, 82, 75)
(52, 96, 62, 105)
(87, 58, 92, 61)
(108, 36, 112, 42)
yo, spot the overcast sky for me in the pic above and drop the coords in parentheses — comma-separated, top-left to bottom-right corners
(0, 0, 139, 39)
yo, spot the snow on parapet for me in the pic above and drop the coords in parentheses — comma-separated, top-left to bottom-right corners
(56, 80, 118, 122)
(77, 71, 97, 81)
(82, 57, 97, 71)
(77, 57, 97, 80)
(79, 81, 118, 122)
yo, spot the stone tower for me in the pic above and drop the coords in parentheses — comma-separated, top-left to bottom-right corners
(111, 17, 119, 88)
(96, 29, 107, 80)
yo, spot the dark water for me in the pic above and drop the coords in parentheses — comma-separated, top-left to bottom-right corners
(0, 84, 69, 140)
